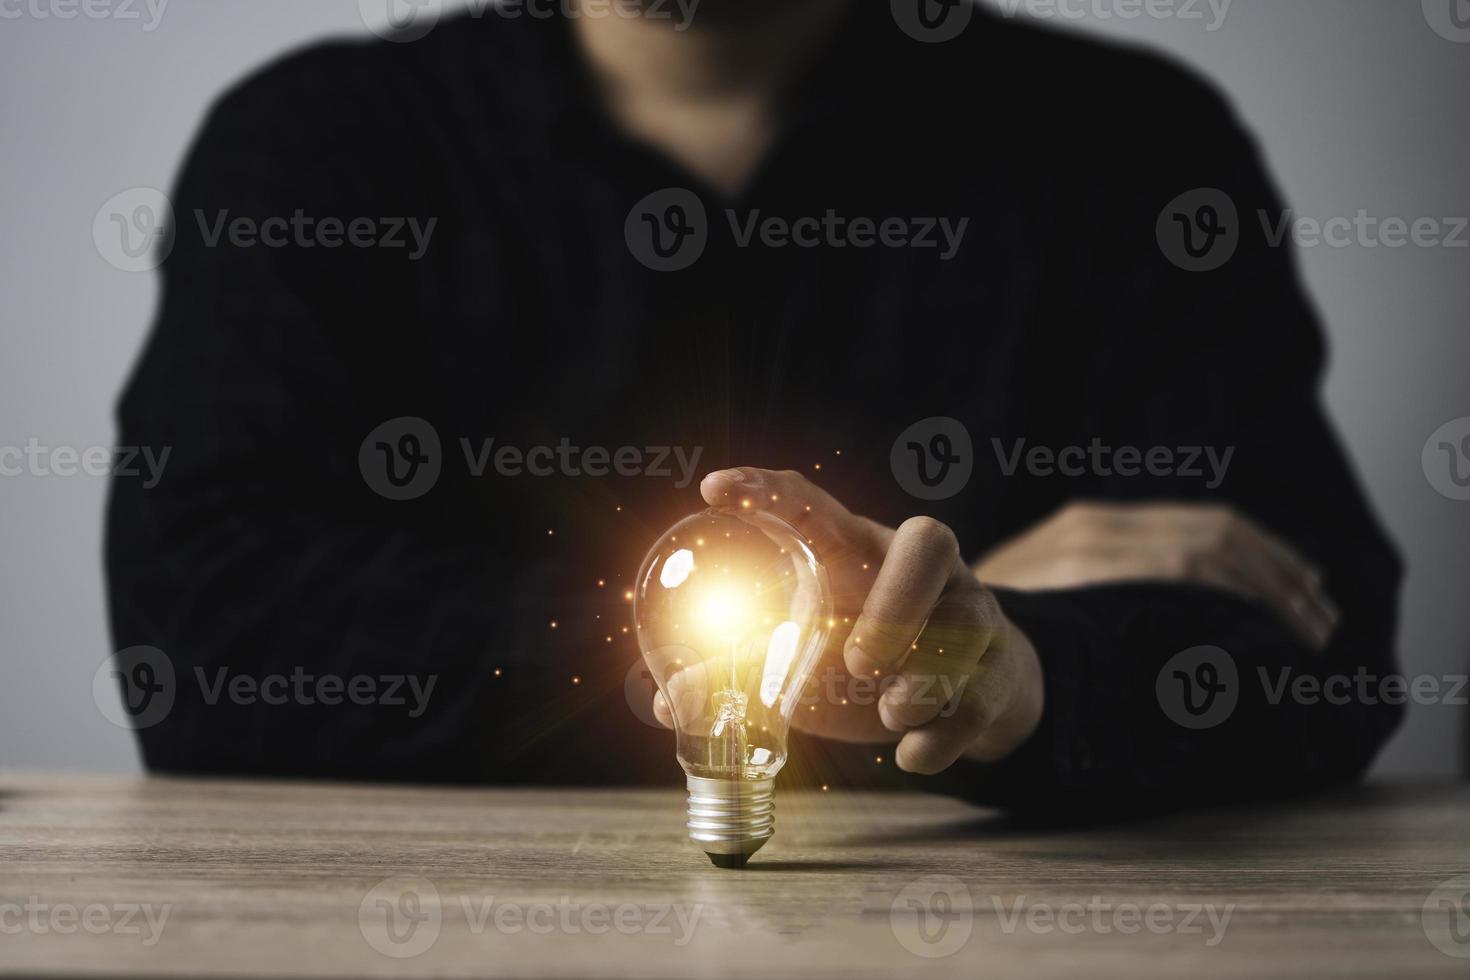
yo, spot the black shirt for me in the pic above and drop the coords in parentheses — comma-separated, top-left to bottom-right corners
(107, 4, 1402, 812)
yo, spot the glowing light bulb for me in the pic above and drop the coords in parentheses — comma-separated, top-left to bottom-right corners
(634, 508, 832, 868)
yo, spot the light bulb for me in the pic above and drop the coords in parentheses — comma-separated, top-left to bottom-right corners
(634, 507, 832, 868)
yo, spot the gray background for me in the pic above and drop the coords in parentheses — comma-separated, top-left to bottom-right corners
(0, 0, 1465, 774)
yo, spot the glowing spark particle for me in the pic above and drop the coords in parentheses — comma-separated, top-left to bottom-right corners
(547, 529, 554, 536)
(814, 463, 822, 471)
(740, 499, 752, 509)
(494, 668, 502, 677)
(623, 590, 633, 601)
(821, 784, 830, 792)
(549, 620, 558, 629)
(597, 579, 605, 587)
(875, 756, 883, 764)
(572, 676, 581, 685)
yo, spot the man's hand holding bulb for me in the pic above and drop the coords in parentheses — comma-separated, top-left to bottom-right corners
(650, 467, 1047, 775)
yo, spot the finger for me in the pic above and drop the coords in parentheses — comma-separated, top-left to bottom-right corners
(1216, 546, 1336, 652)
(699, 467, 887, 562)
(878, 585, 997, 732)
(1229, 519, 1339, 648)
(1188, 557, 1321, 648)
(894, 645, 1021, 774)
(844, 517, 963, 679)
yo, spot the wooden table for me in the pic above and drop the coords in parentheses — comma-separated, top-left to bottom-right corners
(1, 773, 1467, 977)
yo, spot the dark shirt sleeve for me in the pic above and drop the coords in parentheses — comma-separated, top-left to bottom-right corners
(918, 78, 1403, 814)
(104, 52, 663, 785)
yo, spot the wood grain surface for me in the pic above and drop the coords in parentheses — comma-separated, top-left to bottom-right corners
(1, 773, 1467, 977)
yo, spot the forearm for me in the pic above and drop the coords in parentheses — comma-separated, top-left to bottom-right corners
(923, 583, 1402, 816)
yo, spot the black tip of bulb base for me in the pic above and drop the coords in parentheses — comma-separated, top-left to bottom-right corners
(706, 851, 751, 869)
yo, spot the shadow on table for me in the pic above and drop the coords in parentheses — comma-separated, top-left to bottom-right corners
(745, 859, 910, 873)
(834, 781, 1412, 852)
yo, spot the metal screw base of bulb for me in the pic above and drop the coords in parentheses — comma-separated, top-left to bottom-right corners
(686, 775, 774, 869)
